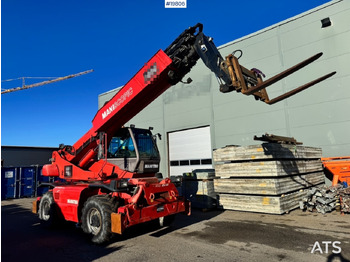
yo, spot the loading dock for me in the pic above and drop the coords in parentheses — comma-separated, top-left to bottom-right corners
(168, 126, 213, 176)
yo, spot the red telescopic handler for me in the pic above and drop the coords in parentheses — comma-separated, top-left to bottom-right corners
(32, 23, 335, 244)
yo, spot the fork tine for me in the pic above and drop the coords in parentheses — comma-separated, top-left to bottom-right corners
(243, 53, 323, 96)
(266, 71, 336, 105)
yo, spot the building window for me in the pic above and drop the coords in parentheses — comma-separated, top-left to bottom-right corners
(170, 158, 212, 166)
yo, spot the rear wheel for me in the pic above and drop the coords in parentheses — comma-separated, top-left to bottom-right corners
(81, 195, 113, 244)
(38, 191, 62, 227)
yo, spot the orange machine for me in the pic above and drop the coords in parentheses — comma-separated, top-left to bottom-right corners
(322, 157, 350, 186)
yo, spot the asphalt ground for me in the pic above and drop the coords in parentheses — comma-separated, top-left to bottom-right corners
(2, 197, 349, 262)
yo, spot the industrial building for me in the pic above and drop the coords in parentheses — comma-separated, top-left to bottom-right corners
(98, 0, 350, 177)
(1, 146, 57, 167)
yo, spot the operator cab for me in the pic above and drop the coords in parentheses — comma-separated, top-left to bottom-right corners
(107, 127, 160, 173)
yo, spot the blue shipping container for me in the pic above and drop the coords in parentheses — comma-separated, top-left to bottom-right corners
(1, 167, 18, 199)
(19, 167, 36, 197)
(36, 166, 51, 196)
(2, 165, 65, 199)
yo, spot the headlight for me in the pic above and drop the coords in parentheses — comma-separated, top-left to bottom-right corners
(117, 179, 129, 188)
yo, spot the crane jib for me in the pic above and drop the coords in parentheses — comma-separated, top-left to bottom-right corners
(91, 50, 173, 134)
(101, 87, 134, 120)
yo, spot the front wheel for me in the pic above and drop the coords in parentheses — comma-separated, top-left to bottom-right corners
(159, 214, 176, 227)
(81, 195, 113, 244)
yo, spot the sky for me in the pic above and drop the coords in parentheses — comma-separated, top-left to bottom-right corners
(1, 0, 331, 147)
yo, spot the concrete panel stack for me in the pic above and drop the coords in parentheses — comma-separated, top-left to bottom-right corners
(213, 143, 325, 214)
(182, 169, 217, 210)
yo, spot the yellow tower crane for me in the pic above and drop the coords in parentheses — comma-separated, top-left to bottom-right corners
(1, 69, 93, 94)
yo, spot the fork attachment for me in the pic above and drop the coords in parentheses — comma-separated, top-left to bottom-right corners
(193, 30, 336, 105)
(224, 52, 336, 104)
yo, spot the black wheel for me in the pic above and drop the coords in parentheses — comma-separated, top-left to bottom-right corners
(81, 195, 113, 244)
(159, 214, 176, 227)
(38, 191, 62, 227)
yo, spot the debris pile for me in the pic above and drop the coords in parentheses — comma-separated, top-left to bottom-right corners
(300, 184, 350, 214)
(340, 187, 350, 213)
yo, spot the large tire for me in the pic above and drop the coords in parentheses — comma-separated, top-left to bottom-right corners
(159, 214, 176, 227)
(81, 195, 113, 244)
(38, 191, 63, 227)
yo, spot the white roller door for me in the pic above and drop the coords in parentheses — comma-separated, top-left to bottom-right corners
(168, 126, 212, 177)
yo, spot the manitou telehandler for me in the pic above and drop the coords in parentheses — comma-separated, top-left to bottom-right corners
(32, 23, 335, 244)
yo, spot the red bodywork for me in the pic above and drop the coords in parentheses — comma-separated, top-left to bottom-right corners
(43, 50, 174, 181)
(50, 178, 188, 227)
(39, 49, 190, 233)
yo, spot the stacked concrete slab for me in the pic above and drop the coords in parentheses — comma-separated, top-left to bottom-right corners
(213, 143, 325, 214)
(182, 169, 217, 210)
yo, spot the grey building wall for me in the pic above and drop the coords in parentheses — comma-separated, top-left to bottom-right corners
(99, 0, 350, 176)
(1, 146, 57, 167)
